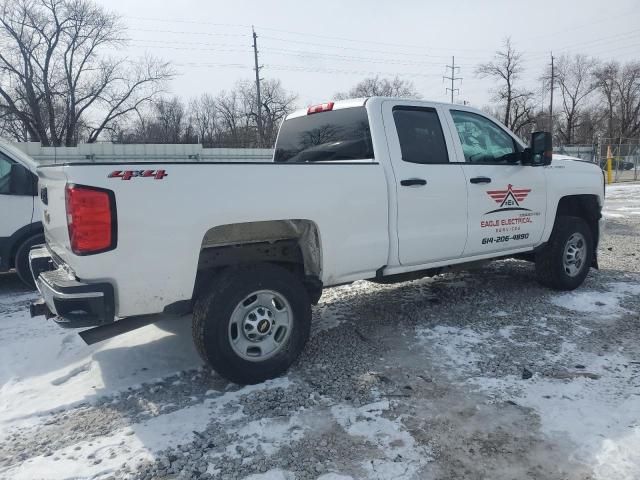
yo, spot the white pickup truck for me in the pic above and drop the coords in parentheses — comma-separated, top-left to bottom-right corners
(29, 97, 605, 384)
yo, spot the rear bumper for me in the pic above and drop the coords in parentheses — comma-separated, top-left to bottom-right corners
(29, 246, 115, 328)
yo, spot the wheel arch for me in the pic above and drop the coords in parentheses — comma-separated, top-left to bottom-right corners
(193, 219, 323, 304)
(553, 195, 601, 250)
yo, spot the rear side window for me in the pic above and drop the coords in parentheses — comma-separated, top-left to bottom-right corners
(392, 107, 449, 164)
(274, 107, 374, 163)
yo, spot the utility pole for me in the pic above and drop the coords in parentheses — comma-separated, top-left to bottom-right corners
(549, 53, 554, 137)
(444, 56, 462, 103)
(252, 26, 263, 147)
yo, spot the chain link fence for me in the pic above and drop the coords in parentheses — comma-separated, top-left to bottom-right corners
(556, 139, 640, 183)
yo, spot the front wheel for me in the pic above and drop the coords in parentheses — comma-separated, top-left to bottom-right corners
(192, 263, 311, 384)
(535, 216, 593, 291)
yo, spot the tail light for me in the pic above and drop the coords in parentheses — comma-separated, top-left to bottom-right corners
(65, 184, 117, 255)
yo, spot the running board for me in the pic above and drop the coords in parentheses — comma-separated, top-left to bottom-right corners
(79, 315, 157, 345)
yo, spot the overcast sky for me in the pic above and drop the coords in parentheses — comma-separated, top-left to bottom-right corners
(101, 0, 640, 110)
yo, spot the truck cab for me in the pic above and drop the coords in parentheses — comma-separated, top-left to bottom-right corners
(0, 139, 42, 287)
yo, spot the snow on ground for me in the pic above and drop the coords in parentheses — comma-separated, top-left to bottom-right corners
(0, 286, 201, 427)
(331, 400, 431, 478)
(5, 376, 294, 480)
(550, 281, 640, 317)
(603, 183, 640, 218)
(8, 401, 212, 480)
(419, 278, 640, 480)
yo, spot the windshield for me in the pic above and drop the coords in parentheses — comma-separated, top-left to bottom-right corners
(274, 107, 374, 163)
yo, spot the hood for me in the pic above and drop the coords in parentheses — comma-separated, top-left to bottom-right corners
(552, 153, 589, 163)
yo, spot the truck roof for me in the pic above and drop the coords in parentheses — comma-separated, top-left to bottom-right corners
(286, 96, 486, 120)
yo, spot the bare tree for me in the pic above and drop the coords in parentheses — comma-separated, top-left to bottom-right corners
(593, 61, 640, 142)
(509, 93, 537, 138)
(593, 61, 619, 139)
(616, 62, 640, 140)
(152, 97, 186, 143)
(476, 37, 527, 128)
(212, 79, 296, 148)
(189, 94, 220, 146)
(334, 76, 420, 100)
(481, 91, 536, 140)
(215, 87, 249, 148)
(253, 79, 297, 146)
(548, 54, 599, 144)
(0, 0, 172, 146)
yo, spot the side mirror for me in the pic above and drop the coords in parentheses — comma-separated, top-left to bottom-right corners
(9, 163, 37, 196)
(529, 131, 552, 166)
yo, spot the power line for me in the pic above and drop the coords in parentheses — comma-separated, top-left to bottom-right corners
(259, 35, 488, 60)
(258, 47, 472, 68)
(124, 14, 534, 54)
(254, 25, 518, 54)
(264, 64, 443, 77)
(126, 43, 250, 53)
(134, 28, 247, 38)
(123, 12, 640, 63)
(443, 56, 462, 103)
(124, 15, 248, 29)
(126, 38, 472, 68)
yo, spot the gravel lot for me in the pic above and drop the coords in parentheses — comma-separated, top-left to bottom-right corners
(1, 184, 639, 480)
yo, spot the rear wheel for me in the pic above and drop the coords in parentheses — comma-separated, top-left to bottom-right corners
(192, 263, 311, 384)
(15, 234, 45, 289)
(535, 216, 592, 291)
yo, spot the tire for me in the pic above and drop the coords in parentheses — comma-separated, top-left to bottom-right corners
(15, 234, 45, 289)
(192, 263, 311, 385)
(535, 216, 592, 291)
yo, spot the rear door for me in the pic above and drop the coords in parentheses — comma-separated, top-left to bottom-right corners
(443, 108, 547, 257)
(382, 101, 468, 266)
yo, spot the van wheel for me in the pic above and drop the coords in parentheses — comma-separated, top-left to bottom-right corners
(192, 263, 311, 385)
(535, 216, 592, 291)
(15, 234, 44, 289)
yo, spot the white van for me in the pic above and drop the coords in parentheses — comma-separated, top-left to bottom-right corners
(0, 139, 42, 287)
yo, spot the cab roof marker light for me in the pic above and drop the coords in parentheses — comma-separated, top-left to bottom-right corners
(307, 102, 334, 115)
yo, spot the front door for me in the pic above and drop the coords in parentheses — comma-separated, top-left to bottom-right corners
(445, 108, 547, 257)
(382, 101, 468, 266)
(0, 153, 34, 239)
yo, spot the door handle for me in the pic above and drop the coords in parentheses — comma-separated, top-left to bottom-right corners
(400, 178, 427, 186)
(470, 176, 492, 184)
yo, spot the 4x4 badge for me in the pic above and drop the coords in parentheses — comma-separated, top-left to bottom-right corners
(109, 170, 167, 180)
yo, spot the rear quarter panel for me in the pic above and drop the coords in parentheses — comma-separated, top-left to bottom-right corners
(38, 162, 389, 317)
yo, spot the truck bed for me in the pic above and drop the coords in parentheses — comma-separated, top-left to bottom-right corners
(38, 161, 390, 317)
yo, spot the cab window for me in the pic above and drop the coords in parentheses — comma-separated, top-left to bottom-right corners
(392, 107, 449, 164)
(451, 110, 519, 164)
(274, 107, 374, 163)
(0, 152, 14, 194)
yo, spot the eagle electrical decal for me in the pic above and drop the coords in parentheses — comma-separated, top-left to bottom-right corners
(480, 184, 539, 244)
